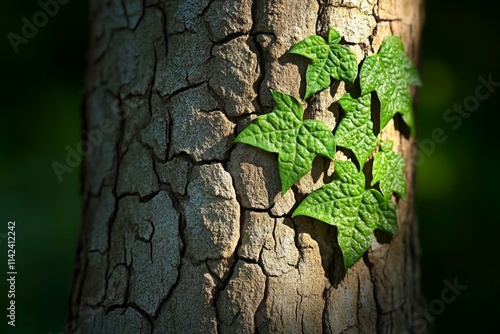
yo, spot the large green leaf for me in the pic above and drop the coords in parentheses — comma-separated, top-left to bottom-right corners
(293, 160, 397, 269)
(336, 93, 378, 168)
(234, 90, 335, 193)
(290, 27, 358, 99)
(372, 141, 406, 200)
(359, 36, 421, 131)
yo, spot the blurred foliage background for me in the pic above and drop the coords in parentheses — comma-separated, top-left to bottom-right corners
(0, 0, 498, 333)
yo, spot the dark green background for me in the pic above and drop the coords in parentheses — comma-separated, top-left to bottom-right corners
(0, 1, 498, 333)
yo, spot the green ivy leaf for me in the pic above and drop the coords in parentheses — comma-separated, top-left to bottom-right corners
(359, 36, 421, 131)
(371, 141, 406, 200)
(234, 90, 336, 193)
(336, 93, 377, 168)
(290, 27, 358, 99)
(293, 160, 397, 269)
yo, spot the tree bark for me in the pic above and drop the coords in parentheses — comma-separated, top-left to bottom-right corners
(68, 0, 425, 333)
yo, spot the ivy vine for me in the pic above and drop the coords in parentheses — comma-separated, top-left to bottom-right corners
(234, 27, 421, 269)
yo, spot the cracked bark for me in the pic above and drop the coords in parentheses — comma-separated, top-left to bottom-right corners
(68, 0, 426, 333)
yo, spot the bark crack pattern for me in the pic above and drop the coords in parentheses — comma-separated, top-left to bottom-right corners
(68, 0, 425, 333)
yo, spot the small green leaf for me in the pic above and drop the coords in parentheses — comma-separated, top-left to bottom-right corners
(371, 141, 406, 200)
(359, 36, 421, 131)
(290, 27, 358, 99)
(293, 161, 397, 269)
(336, 93, 378, 168)
(328, 28, 341, 44)
(234, 90, 335, 193)
(380, 140, 393, 152)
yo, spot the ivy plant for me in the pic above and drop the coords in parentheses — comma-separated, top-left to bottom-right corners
(335, 93, 377, 168)
(372, 141, 407, 200)
(289, 27, 358, 99)
(359, 36, 421, 132)
(293, 160, 397, 269)
(234, 90, 335, 193)
(235, 29, 420, 270)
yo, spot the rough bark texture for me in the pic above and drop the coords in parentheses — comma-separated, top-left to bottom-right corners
(69, 0, 425, 333)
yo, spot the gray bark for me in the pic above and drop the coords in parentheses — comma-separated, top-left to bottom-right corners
(68, 0, 425, 333)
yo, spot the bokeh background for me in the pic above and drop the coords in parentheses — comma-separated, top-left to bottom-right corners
(0, 0, 498, 333)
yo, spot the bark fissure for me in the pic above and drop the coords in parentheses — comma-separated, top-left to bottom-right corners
(69, 0, 425, 332)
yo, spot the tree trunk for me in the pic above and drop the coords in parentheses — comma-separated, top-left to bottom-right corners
(68, 0, 425, 333)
